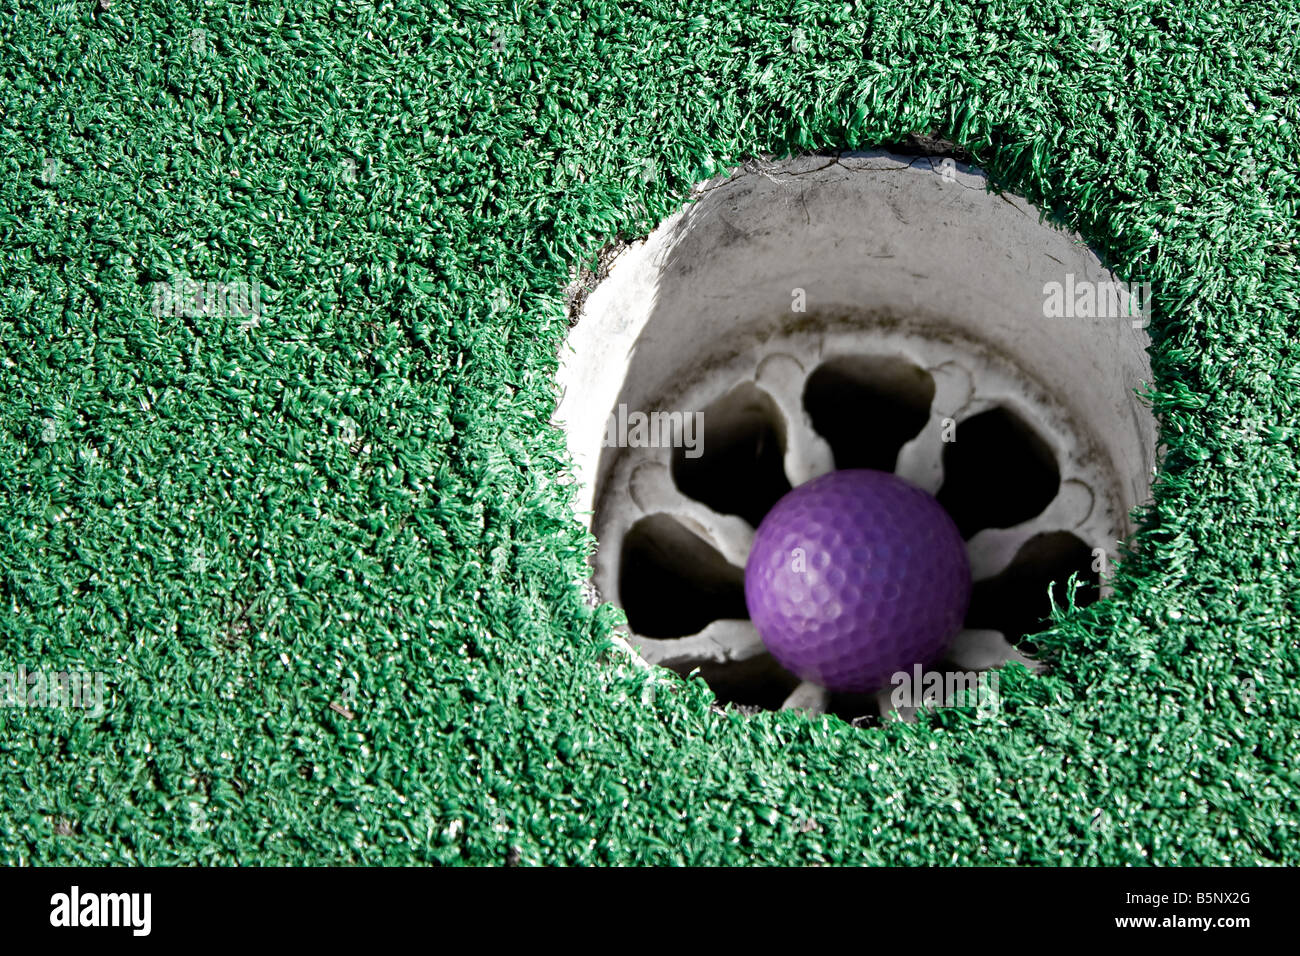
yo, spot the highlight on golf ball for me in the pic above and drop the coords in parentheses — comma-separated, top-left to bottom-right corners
(743, 469, 972, 693)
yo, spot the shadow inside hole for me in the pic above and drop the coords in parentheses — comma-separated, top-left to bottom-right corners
(803, 355, 936, 472)
(672, 383, 791, 528)
(692, 654, 802, 713)
(825, 691, 883, 727)
(965, 531, 1099, 649)
(618, 515, 747, 638)
(936, 406, 1060, 539)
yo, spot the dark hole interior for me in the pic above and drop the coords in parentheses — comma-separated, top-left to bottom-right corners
(825, 691, 884, 727)
(672, 383, 791, 528)
(803, 355, 935, 472)
(619, 515, 748, 638)
(694, 655, 802, 713)
(935, 406, 1060, 539)
(965, 531, 1099, 649)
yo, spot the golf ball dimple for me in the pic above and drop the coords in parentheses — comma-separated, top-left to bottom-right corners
(744, 469, 971, 693)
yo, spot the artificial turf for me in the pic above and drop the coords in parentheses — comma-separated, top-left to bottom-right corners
(1, 0, 1298, 864)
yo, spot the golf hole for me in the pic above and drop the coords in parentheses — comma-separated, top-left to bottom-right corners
(556, 150, 1157, 725)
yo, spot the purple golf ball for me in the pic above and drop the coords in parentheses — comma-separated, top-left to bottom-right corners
(744, 469, 971, 693)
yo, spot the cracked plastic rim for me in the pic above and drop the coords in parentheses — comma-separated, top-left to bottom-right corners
(556, 151, 1158, 722)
